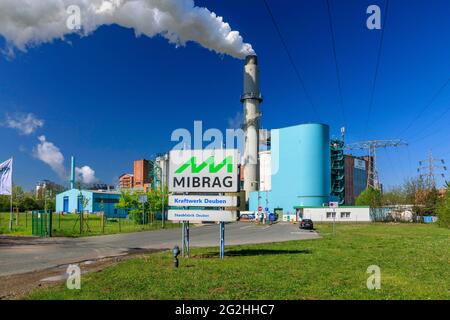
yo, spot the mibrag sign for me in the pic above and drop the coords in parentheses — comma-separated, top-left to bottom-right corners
(169, 149, 239, 193)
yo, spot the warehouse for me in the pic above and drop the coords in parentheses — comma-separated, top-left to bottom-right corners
(55, 189, 127, 218)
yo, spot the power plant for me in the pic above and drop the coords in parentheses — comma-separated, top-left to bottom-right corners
(237, 55, 405, 221)
(53, 54, 408, 224)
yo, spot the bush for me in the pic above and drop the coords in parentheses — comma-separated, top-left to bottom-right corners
(355, 187, 382, 207)
(436, 190, 450, 228)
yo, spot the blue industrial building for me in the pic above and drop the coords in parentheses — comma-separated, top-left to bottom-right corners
(55, 189, 127, 218)
(249, 123, 331, 215)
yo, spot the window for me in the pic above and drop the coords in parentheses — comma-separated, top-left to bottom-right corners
(94, 198, 119, 204)
(326, 212, 336, 219)
(341, 212, 351, 219)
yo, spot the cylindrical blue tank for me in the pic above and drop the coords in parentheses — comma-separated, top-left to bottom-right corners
(296, 123, 330, 206)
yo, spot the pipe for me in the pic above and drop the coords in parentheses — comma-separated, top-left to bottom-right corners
(70, 156, 75, 189)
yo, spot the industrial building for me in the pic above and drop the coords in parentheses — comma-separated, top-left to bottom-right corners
(118, 156, 168, 191)
(118, 159, 150, 190)
(55, 156, 127, 217)
(249, 123, 331, 215)
(295, 206, 371, 222)
(344, 155, 370, 204)
(55, 189, 127, 217)
(118, 173, 134, 189)
(133, 159, 150, 189)
(235, 55, 370, 220)
(245, 122, 373, 220)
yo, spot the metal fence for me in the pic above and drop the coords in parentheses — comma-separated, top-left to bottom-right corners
(0, 211, 177, 237)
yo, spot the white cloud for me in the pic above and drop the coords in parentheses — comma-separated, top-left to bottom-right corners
(4, 112, 44, 135)
(76, 166, 98, 184)
(33, 135, 66, 179)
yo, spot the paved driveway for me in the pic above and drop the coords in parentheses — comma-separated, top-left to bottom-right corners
(0, 222, 319, 277)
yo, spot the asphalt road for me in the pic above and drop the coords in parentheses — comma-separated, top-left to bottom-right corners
(0, 222, 319, 277)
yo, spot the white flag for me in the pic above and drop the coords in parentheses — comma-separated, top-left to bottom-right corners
(0, 158, 12, 195)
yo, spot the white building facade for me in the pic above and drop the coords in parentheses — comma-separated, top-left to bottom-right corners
(297, 206, 371, 222)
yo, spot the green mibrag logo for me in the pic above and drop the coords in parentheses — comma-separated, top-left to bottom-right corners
(175, 156, 233, 174)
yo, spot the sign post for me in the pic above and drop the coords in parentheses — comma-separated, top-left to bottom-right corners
(219, 221, 225, 259)
(168, 149, 239, 259)
(138, 195, 148, 225)
(181, 220, 190, 258)
(329, 201, 339, 236)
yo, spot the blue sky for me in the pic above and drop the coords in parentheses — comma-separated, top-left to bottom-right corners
(1, 0, 450, 190)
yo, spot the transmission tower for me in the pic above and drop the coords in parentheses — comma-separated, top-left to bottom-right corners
(417, 151, 447, 188)
(345, 139, 408, 189)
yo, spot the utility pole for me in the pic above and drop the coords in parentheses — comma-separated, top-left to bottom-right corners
(417, 151, 447, 189)
(345, 139, 408, 189)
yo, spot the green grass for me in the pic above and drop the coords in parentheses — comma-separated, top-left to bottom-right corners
(0, 212, 179, 237)
(27, 223, 450, 300)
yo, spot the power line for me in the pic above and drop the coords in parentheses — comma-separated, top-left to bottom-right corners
(363, 0, 390, 138)
(397, 78, 450, 139)
(262, 0, 320, 120)
(407, 100, 450, 143)
(384, 148, 401, 184)
(407, 145, 413, 178)
(325, 0, 346, 127)
(345, 138, 408, 189)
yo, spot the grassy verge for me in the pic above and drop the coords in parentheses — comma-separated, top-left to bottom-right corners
(0, 212, 179, 237)
(27, 223, 450, 300)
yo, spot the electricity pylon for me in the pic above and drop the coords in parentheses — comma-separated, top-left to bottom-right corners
(345, 139, 408, 189)
(417, 151, 447, 188)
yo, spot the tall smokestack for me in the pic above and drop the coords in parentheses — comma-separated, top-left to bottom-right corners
(241, 55, 263, 195)
(70, 156, 75, 189)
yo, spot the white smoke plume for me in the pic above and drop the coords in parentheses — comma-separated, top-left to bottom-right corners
(33, 135, 99, 183)
(3, 112, 44, 135)
(76, 166, 99, 184)
(33, 135, 66, 179)
(0, 0, 255, 59)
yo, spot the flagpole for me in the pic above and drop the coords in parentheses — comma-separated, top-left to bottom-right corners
(9, 157, 14, 231)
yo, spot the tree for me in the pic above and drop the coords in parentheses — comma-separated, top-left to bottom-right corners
(436, 184, 450, 228)
(22, 196, 39, 211)
(445, 181, 450, 189)
(355, 187, 382, 208)
(382, 187, 406, 206)
(116, 187, 168, 224)
(116, 189, 136, 213)
(12, 185, 25, 210)
(403, 177, 426, 205)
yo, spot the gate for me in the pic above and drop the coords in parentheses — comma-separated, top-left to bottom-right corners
(32, 210, 52, 237)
